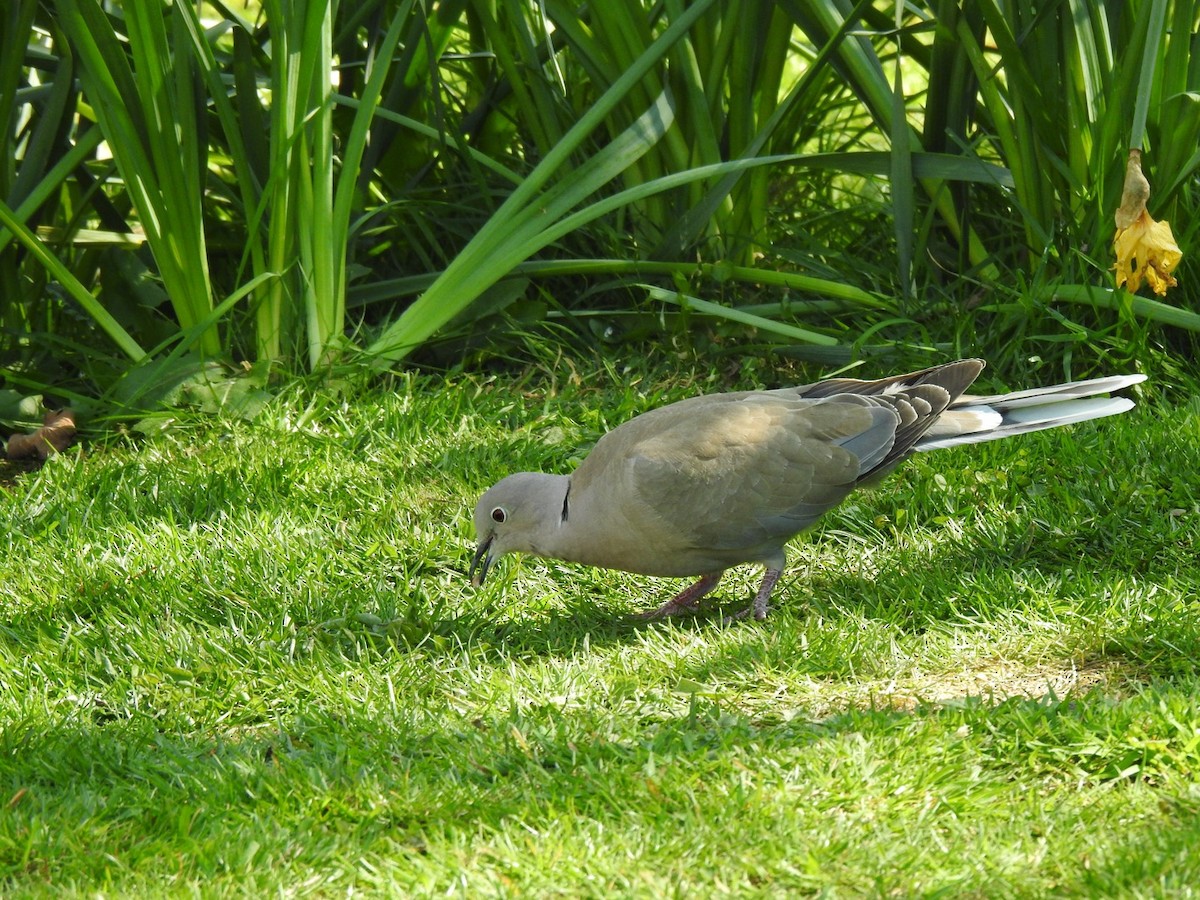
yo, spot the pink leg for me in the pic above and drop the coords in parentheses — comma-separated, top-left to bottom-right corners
(637, 571, 724, 619)
(725, 568, 782, 623)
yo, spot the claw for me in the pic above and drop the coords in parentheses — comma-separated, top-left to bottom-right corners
(636, 571, 723, 619)
(720, 568, 781, 624)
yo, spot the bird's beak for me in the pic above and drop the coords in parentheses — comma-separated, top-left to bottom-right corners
(469, 534, 495, 587)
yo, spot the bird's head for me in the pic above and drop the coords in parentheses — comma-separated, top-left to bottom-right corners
(469, 472, 567, 586)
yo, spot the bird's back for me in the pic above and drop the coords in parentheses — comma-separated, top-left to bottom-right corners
(561, 360, 984, 576)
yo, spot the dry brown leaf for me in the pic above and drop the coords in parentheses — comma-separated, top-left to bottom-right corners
(6, 409, 77, 460)
(1114, 148, 1150, 229)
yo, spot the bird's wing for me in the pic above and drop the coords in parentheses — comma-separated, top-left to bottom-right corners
(793, 358, 985, 401)
(572, 394, 897, 555)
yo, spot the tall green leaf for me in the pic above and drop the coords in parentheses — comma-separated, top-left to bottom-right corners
(55, 0, 219, 356)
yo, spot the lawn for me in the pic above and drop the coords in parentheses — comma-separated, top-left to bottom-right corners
(1, 358, 1198, 896)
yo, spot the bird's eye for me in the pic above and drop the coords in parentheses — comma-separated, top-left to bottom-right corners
(490, 506, 507, 524)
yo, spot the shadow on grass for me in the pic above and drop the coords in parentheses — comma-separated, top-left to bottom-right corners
(3, 670, 1198, 893)
(0, 457, 42, 490)
(400, 512, 1200, 676)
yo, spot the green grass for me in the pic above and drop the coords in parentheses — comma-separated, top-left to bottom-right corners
(1, 358, 1199, 896)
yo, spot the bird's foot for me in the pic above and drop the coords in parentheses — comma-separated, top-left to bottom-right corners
(721, 604, 771, 625)
(635, 571, 723, 620)
(721, 567, 781, 624)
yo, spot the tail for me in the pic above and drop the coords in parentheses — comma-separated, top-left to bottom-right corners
(915, 373, 1146, 452)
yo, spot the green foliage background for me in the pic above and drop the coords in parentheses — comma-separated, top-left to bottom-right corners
(2, 0, 1199, 421)
(3, 5, 1200, 892)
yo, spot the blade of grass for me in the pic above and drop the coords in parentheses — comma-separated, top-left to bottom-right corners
(356, 146, 1003, 337)
(1130, 0, 1169, 148)
(1047, 283, 1200, 333)
(643, 285, 839, 346)
(365, 0, 720, 364)
(0, 197, 145, 361)
(0, 128, 103, 255)
(108, 272, 279, 410)
(890, 0, 914, 301)
(323, 0, 418, 366)
(55, 0, 219, 356)
(349, 258, 896, 310)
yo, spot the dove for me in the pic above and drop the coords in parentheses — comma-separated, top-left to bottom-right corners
(469, 359, 1145, 621)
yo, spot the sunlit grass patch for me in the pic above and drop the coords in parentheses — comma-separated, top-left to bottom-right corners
(1, 363, 1197, 894)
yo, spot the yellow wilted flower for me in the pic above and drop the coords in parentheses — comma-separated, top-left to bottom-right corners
(1113, 148, 1182, 296)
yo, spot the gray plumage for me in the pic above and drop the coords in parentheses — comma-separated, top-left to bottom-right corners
(470, 359, 1144, 621)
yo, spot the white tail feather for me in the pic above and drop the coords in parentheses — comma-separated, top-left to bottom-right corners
(959, 373, 1146, 409)
(924, 406, 1003, 439)
(915, 377, 1140, 452)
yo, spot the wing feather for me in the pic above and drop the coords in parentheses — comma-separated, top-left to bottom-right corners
(607, 395, 895, 554)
